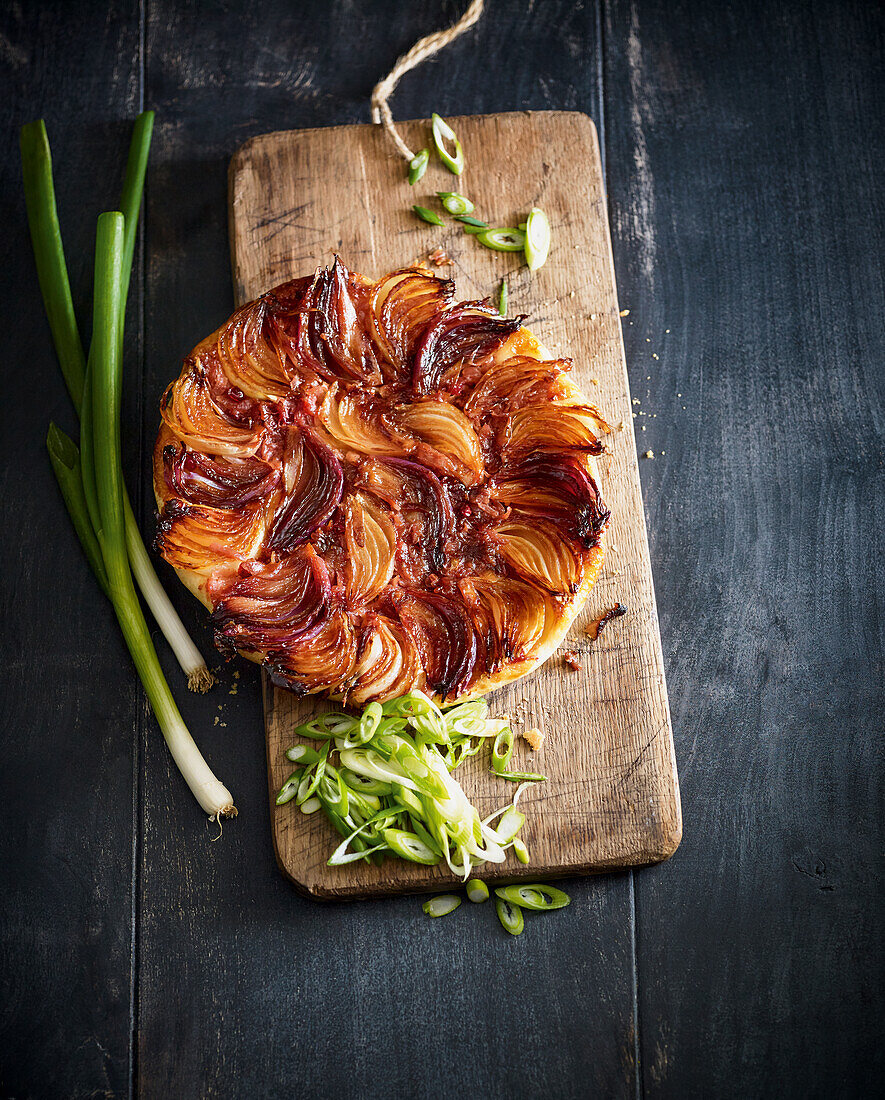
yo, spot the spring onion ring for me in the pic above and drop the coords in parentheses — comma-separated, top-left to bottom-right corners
(431, 113, 464, 175)
(476, 227, 526, 252)
(423, 894, 462, 917)
(438, 191, 474, 215)
(408, 148, 430, 185)
(524, 207, 551, 271)
(495, 897, 524, 935)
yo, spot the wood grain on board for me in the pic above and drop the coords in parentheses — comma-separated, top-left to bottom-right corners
(228, 111, 681, 898)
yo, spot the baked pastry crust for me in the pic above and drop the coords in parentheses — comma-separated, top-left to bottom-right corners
(153, 261, 610, 704)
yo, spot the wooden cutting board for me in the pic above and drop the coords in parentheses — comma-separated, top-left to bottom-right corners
(228, 111, 681, 899)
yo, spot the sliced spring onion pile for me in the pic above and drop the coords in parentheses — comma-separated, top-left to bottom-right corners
(22, 116, 233, 818)
(422, 880, 571, 936)
(20, 117, 215, 694)
(278, 692, 537, 880)
(407, 114, 552, 273)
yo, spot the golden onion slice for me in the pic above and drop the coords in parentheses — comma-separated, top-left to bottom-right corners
(215, 298, 292, 399)
(368, 268, 454, 369)
(505, 403, 609, 456)
(160, 360, 261, 457)
(343, 493, 397, 606)
(494, 518, 585, 596)
(348, 614, 426, 705)
(395, 399, 484, 485)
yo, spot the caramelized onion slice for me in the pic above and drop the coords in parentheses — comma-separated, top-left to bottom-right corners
(494, 455, 610, 548)
(393, 589, 480, 699)
(343, 492, 397, 606)
(466, 573, 552, 665)
(265, 427, 344, 553)
(368, 268, 454, 371)
(291, 259, 382, 384)
(215, 296, 293, 400)
(210, 548, 332, 652)
(163, 444, 279, 509)
(318, 388, 402, 457)
(347, 614, 426, 705)
(412, 303, 522, 396)
(395, 399, 484, 485)
(267, 610, 359, 695)
(505, 404, 609, 456)
(360, 457, 455, 576)
(160, 360, 262, 457)
(494, 517, 586, 596)
(461, 355, 571, 418)
(155, 498, 268, 576)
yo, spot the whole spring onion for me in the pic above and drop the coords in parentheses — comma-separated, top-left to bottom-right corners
(412, 204, 445, 227)
(423, 894, 462, 918)
(438, 191, 474, 215)
(431, 113, 464, 175)
(280, 692, 533, 879)
(476, 227, 526, 252)
(524, 206, 551, 272)
(87, 214, 234, 817)
(21, 117, 215, 693)
(496, 896, 525, 936)
(46, 425, 109, 598)
(408, 148, 429, 185)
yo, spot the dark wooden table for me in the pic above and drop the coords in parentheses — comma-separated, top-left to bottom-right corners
(1, 2, 881, 1097)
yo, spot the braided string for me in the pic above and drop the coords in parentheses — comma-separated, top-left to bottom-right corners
(370, 0, 485, 161)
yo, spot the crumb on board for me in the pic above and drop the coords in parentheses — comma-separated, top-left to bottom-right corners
(632, 397, 641, 405)
(522, 726, 546, 751)
(643, 449, 655, 458)
(619, 309, 630, 316)
(428, 247, 453, 266)
(561, 649, 583, 671)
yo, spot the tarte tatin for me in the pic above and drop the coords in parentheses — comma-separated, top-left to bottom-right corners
(153, 260, 610, 704)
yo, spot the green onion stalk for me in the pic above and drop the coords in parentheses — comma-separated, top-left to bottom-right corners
(88, 213, 234, 817)
(20, 116, 215, 693)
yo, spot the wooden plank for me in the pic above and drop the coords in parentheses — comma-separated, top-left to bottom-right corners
(603, 0, 885, 1096)
(228, 110, 681, 897)
(0, 2, 142, 1096)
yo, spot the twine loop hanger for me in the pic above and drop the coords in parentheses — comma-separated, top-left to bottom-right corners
(370, 0, 485, 161)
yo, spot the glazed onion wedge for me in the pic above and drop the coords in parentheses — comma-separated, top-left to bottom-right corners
(343, 493, 397, 606)
(154, 261, 611, 704)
